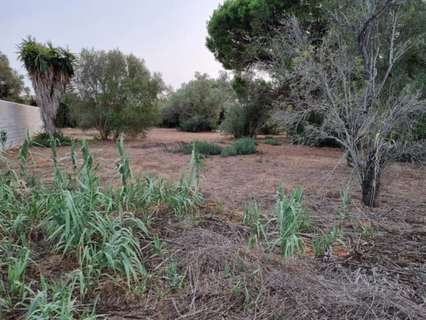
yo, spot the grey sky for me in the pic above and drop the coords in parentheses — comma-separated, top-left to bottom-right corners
(0, 0, 224, 89)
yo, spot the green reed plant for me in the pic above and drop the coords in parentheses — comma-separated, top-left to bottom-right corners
(19, 134, 30, 176)
(1, 133, 204, 317)
(116, 135, 131, 188)
(190, 143, 203, 192)
(70, 140, 78, 177)
(243, 201, 267, 247)
(271, 186, 308, 256)
(0, 246, 31, 314)
(312, 226, 342, 257)
(26, 277, 78, 320)
(165, 260, 184, 291)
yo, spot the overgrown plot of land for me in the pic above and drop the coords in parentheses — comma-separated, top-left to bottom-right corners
(1, 129, 425, 319)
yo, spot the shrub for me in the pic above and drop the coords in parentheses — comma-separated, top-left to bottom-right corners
(179, 115, 212, 132)
(160, 72, 235, 132)
(72, 49, 162, 140)
(30, 132, 73, 147)
(54, 94, 78, 128)
(221, 77, 274, 138)
(263, 136, 280, 145)
(174, 140, 222, 156)
(221, 137, 256, 157)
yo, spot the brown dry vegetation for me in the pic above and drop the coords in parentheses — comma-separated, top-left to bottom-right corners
(3, 128, 426, 319)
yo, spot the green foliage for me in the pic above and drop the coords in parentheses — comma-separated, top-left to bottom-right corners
(272, 187, 308, 256)
(25, 277, 97, 320)
(30, 132, 73, 147)
(18, 37, 76, 135)
(221, 77, 274, 138)
(0, 137, 203, 318)
(0, 52, 26, 103)
(165, 260, 184, 291)
(0, 247, 31, 313)
(263, 136, 280, 145)
(312, 226, 342, 257)
(18, 37, 75, 78)
(55, 94, 78, 128)
(72, 49, 163, 139)
(221, 137, 256, 156)
(414, 114, 426, 140)
(160, 72, 235, 132)
(174, 140, 223, 156)
(243, 201, 267, 247)
(207, 0, 324, 70)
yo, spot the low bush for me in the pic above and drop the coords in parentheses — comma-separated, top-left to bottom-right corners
(263, 136, 280, 145)
(30, 132, 73, 147)
(174, 140, 223, 156)
(221, 137, 256, 157)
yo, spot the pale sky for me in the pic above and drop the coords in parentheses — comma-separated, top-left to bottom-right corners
(0, 0, 225, 89)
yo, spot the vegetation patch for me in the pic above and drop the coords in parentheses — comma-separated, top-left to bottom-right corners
(173, 140, 223, 156)
(263, 136, 280, 146)
(0, 137, 203, 319)
(30, 131, 73, 147)
(221, 137, 256, 157)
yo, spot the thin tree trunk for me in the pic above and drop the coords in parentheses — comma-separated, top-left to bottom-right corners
(361, 159, 382, 207)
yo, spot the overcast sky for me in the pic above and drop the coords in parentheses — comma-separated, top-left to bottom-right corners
(0, 0, 224, 89)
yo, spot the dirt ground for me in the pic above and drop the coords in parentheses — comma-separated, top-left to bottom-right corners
(3, 128, 426, 318)
(8, 128, 426, 216)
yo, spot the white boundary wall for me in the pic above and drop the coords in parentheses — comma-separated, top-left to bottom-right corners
(0, 99, 43, 150)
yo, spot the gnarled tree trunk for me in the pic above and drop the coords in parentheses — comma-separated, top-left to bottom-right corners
(31, 70, 66, 135)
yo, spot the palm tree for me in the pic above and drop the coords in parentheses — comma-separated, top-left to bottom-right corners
(18, 37, 75, 135)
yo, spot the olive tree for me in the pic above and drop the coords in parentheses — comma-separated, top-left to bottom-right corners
(160, 72, 235, 132)
(269, 0, 426, 207)
(221, 75, 275, 138)
(72, 49, 163, 140)
(18, 37, 75, 134)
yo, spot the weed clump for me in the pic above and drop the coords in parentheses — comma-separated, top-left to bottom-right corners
(263, 136, 280, 145)
(221, 137, 256, 156)
(30, 132, 73, 147)
(174, 140, 223, 156)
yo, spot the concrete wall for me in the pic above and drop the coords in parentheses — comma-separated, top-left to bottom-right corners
(0, 99, 43, 150)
